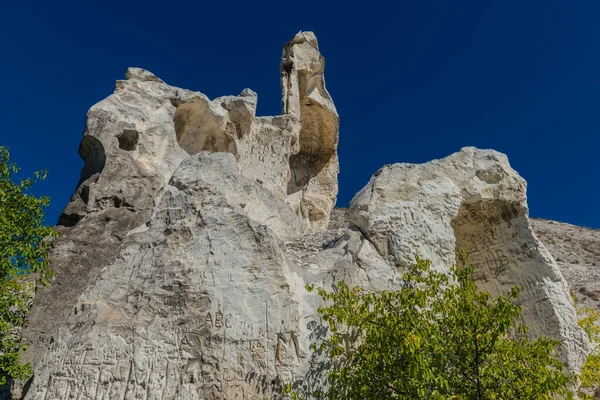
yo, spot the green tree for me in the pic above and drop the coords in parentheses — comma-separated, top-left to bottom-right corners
(0, 146, 57, 385)
(289, 254, 574, 400)
(572, 292, 600, 399)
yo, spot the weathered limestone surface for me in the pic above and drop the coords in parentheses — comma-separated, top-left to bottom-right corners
(281, 32, 340, 230)
(22, 68, 191, 372)
(348, 147, 590, 372)
(22, 152, 394, 400)
(21, 32, 337, 377)
(15, 33, 589, 400)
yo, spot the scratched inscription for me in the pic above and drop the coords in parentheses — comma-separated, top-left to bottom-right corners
(204, 311, 233, 329)
(452, 200, 522, 280)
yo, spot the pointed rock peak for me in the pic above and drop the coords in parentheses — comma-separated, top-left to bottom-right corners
(281, 31, 339, 230)
(239, 88, 257, 97)
(125, 67, 164, 83)
(287, 31, 319, 49)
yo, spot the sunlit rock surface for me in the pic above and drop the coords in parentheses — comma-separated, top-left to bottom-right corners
(348, 147, 590, 373)
(15, 33, 588, 400)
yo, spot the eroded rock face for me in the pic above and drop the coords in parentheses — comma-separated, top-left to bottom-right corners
(22, 153, 395, 400)
(22, 32, 337, 378)
(17, 31, 340, 399)
(348, 147, 590, 372)
(16, 34, 589, 400)
(282, 32, 340, 230)
(22, 68, 191, 373)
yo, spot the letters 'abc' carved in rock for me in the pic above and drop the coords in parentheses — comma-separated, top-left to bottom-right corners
(15, 33, 588, 400)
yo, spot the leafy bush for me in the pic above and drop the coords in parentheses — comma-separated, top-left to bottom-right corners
(572, 292, 600, 399)
(0, 146, 57, 385)
(287, 254, 574, 399)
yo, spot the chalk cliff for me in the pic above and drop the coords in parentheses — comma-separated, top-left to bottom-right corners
(16, 32, 589, 400)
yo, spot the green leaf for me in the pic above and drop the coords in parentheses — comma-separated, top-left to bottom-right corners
(0, 145, 57, 386)
(284, 253, 575, 400)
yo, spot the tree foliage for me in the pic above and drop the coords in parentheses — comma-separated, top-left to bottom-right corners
(288, 254, 574, 400)
(572, 292, 600, 399)
(0, 146, 57, 385)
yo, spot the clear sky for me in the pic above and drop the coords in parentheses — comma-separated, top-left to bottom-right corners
(1, 1, 599, 228)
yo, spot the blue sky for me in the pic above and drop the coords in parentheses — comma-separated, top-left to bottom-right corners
(1, 1, 599, 228)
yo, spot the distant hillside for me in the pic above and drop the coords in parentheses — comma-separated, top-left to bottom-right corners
(532, 218, 600, 311)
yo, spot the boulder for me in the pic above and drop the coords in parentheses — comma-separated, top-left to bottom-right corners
(348, 147, 590, 372)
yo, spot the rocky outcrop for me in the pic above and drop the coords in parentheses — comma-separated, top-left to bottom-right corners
(21, 32, 338, 377)
(22, 68, 191, 373)
(348, 147, 590, 372)
(15, 33, 589, 400)
(282, 32, 339, 230)
(21, 150, 392, 400)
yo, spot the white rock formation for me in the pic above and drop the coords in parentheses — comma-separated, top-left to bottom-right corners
(281, 32, 340, 229)
(22, 151, 395, 400)
(348, 147, 590, 372)
(15, 34, 589, 400)
(22, 31, 338, 377)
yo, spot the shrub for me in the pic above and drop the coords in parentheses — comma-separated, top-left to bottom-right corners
(287, 254, 574, 399)
(0, 146, 57, 385)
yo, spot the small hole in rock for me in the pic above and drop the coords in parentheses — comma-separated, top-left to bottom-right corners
(78, 136, 106, 185)
(80, 185, 90, 204)
(118, 129, 139, 151)
(282, 60, 293, 74)
(57, 213, 83, 228)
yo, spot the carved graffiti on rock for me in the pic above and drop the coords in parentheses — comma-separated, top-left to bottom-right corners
(205, 312, 234, 330)
(275, 331, 301, 365)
